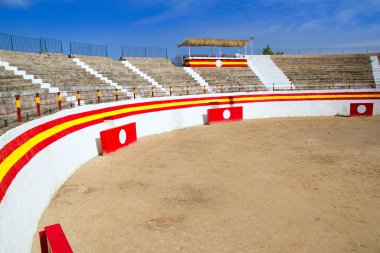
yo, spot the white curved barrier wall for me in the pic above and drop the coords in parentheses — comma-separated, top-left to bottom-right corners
(0, 90, 379, 253)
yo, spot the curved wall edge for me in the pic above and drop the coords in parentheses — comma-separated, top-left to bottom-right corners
(0, 90, 379, 253)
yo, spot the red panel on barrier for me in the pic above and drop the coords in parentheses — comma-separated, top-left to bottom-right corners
(39, 231, 48, 253)
(350, 103, 373, 116)
(100, 122, 137, 154)
(207, 106, 243, 124)
(40, 224, 73, 253)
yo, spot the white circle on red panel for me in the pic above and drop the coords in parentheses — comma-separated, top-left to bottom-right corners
(119, 129, 127, 144)
(357, 105, 367, 114)
(216, 60, 222, 68)
(223, 109, 231, 119)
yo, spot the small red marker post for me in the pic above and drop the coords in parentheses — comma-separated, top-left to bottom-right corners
(57, 92, 62, 111)
(36, 93, 41, 117)
(76, 91, 81, 106)
(15, 95, 22, 123)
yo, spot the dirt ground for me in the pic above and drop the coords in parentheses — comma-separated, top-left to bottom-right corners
(32, 116, 380, 253)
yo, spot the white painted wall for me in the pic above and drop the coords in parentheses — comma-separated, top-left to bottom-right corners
(0, 89, 379, 253)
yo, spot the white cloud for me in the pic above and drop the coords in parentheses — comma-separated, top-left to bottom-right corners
(0, 0, 29, 8)
(0, 0, 75, 8)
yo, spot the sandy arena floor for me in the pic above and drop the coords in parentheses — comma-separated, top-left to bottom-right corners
(32, 116, 380, 253)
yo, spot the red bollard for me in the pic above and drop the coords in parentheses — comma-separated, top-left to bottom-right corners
(76, 91, 81, 106)
(115, 89, 119, 101)
(15, 95, 22, 123)
(57, 92, 62, 111)
(36, 93, 41, 117)
(97, 90, 100, 103)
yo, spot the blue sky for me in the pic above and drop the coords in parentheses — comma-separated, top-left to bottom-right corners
(0, 0, 379, 58)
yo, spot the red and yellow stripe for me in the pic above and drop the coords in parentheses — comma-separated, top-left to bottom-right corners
(0, 91, 379, 202)
(184, 58, 248, 67)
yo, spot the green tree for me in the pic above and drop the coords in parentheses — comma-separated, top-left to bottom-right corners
(262, 44, 284, 55)
(262, 44, 273, 55)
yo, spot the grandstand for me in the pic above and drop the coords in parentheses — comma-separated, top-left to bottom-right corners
(271, 54, 377, 90)
(0, 35, 379, 131)
(0, 32, 380, 253)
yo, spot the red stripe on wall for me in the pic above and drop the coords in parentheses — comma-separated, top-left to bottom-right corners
(0, 119, 104, 202)
(185, 59, 247, 62)
(1, 91, 380, 202)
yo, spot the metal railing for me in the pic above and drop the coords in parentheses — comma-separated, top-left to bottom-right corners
(70, 42, 108, 57)
(0, 83, 376, 135)
(121, 46, 168, 58)
(0, 33, 63, 53)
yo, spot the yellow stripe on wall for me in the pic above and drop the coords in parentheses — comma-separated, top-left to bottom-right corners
(1, 93, 379, 182)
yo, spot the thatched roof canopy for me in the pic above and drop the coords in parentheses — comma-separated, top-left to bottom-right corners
(178, 38, 248, 48)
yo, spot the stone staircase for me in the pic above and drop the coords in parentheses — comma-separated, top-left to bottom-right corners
(246, 55, 292, 90)
(183, 67, 209, 88)
(74, 55, 152, 90)
(370, 56, 380, 88)
(0, 65, 50, 96)
(123, 57, 198, 89)
(121, 59, 167, 94)
(0, 50, 107, 92)
(271, 55, 376, 90)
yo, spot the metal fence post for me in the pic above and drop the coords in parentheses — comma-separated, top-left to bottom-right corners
(10, 35, 14, 51)
(39, 38, 43, 53)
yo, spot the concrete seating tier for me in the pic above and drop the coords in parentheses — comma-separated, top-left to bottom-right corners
(123, 57, 198, 88)
(75, 55, 151, 87)
(193, 67, 265, 90)
(0, 50, 106, 90)
(0, 66, 40, 94)
(271, 55, 375, 89)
